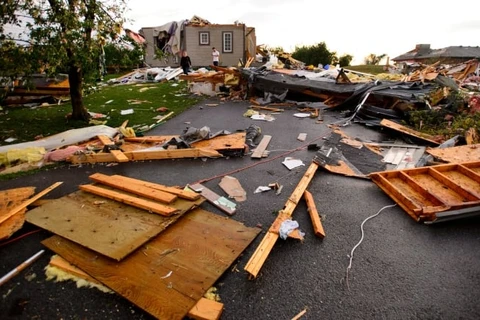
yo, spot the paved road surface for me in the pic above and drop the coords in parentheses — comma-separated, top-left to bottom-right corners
(1, 99, 479, 319)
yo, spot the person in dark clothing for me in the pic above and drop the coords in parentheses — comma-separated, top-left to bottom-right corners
(180, 51, 192, 75)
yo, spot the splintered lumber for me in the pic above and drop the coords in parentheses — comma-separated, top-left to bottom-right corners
(188, 183, 236, 215)
(0, 187, 36, 239)
(79, 184, 179, 216)
(303, 190, 325, 238)
(380, 119, 440, 146)
(27, 190, 204, 261)
(0, 182, 63, 225)
(49, 255, 224, 320)
(88, 173, 178, 204)
(426, 144, 480, 163)
(42, 208, 260, 319)
(98, 135, 129, 162)
(109, 175, 200, 201)
(188, 298, 224, 320)
(68, 148, 222, 164)
(251, 135, 272, 159)
(244, 161, 319, 278)
(250, 105, 283, 112)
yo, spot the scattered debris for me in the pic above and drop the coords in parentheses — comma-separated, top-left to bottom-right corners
(219, 176, 247, 202)
(188, 183, 236, 216)
(282, 157, 305, 170)
(254, 186, 271, 194)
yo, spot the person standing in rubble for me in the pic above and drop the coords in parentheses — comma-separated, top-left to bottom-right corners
(180, 51, 192, 75)
(212, 47, 220, 66)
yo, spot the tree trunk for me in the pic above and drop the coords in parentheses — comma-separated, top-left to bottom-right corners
(68, 63, 90, 121)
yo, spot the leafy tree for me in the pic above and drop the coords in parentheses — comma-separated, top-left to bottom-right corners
(364, 53, 387, 65)
(338, 54, 353, 67)
(104, 36, 144, 73)
(292, 42, 336, 66)
(0, 1, 127, 121)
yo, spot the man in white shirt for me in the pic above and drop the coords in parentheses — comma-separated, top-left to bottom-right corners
(212, 47, 220, 66)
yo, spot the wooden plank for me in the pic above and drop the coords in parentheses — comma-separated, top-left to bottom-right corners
(79, 184, 179, 216)
(0, 187, 36, 211)
(0, 182, 62, 225)
(251, 135, 272, 159)
(303, 190, 325, 238)
(109, 150, 129, 162)
(42, 208, 260, 320)
(124, 135, 178, 143)
(188, 183, 236, 215)
(429, 168, 479, 201)
(88, 173, 178, 204)
(427, 144, 480, 163)
(49, 255, 103, 285)
(244, 162, 319, 278)
(110, 175, 200, 201)
(27, 190, 203, 261)
(188, 298, 224, 320)
(68, 148, 222, 164)
(97, 135, 114, 145)
(380, 119, 440, 145)
(250, 105, 283, 112)
(50, 255, 223, 320)
(399, 172, 445, 206)
(191, 132, 246, 152)
(0, 208, 27, 240)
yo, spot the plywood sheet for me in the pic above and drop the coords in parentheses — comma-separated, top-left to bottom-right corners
(427, 144, 480, 163)
(27, 190, 204, 260)
(191, 132, 246, 151)
(42, 208, 260, 320)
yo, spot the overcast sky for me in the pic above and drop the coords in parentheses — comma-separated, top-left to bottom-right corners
(125, 0, 480, 64)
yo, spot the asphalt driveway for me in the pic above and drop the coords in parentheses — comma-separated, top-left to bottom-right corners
(1, 98, 479, 319)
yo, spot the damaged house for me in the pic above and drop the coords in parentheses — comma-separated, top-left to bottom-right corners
(393, 44, 480, 73)
(139, 16, 256, 68)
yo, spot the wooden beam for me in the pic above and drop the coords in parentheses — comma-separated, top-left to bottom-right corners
(110, 150, 129, 162)
(78, 184, 179, 216)
(50, 255, 224, 320)
(88, 173, 178, 204)
(250, 106, 283, 112)
(110, 175, 200, 201)
(303, 190, 325, 238)
(97, 135, 114, 145)
(68, 148, 222, 164)
(0, 182, 63, 225)
(251, 135, 272, 159)
(188, 298, 224, 320)
(244, 162, 319, 278)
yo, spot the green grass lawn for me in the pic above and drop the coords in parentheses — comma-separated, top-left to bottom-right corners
(345, 65, 385, 75)
(0, 80, 203, 146)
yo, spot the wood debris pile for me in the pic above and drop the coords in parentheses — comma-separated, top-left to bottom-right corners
(22, 173, 260, 319)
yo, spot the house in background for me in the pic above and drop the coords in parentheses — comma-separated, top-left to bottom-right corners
(393, 44, 480, 65)
(139, 16, 256, 68)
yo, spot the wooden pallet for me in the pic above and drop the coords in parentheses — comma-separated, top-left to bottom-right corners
(370, 161, 480, 222)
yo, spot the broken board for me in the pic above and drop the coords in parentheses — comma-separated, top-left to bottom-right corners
(188, 183, 236, 215)
(42, 208, 260, 320)
(251, 135, 272, 159)
(370, 161, 480, 222)
(0, 187, 36, 239)
(380, 119, 440, 146)
(426, 144, 480, 163)
(27, 190, 204, 261)
(48, 255, 224, 320)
